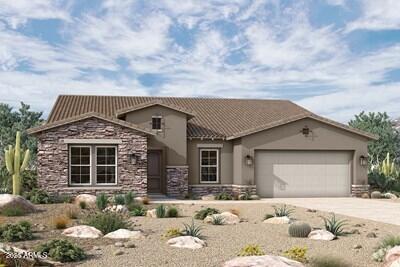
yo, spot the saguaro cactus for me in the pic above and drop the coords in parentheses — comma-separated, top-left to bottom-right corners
(4, 131, 30, 195)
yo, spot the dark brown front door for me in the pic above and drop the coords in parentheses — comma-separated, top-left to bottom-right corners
(147, 150, 163, 193)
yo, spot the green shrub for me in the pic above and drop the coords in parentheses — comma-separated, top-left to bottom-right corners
(78, 201, 87, 209)
(162, 228, 182, 239)
(215, 192, 233, 200)
(167, 207, 179, 218)
(284, 246, 308, 263)
(51, 194, 73, 204)
(310, 256, 351, 267)
(238, 192, 252, 200)
(264, 214, 274, 220)
(96, 193, 108, 210)
(238, 244, 265, 256)
(273, 204, 294, 217)
(36, 239, 85, 262)
(24, 188, 51, 204)
(84, 212, 129, 234)
(1, 206, 26, 217)
(194, 207, 220, 220)
(182, 219, 203, 238)
(211, 215, 225, 225)
(124, 192, 135, 206)
(288, 222, 312, 238)
(371, 191, 382, 199)
(156, 204, 166, 218)
(114, 194, 125, 205)
(130, 205, 146, 216)
(321, 213, 347, 236)
(0, 221, 33, 241)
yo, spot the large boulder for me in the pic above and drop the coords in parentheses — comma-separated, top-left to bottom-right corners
(167, 236, 206, 249)
(204, 212, 240, 225)
(387, 259, 400, 267)
(104, 229, 145, 239)
(263, 216, 290, 224)
(223, 255, 304, 267)
(62, 225, 103, 238)
(0, 194, 36, 213)
(308, 230, 335, 241)
(146, 209, 157, 218)
(385, 246, 400, 263)
(384, 193, 398, 200)
(74, 194, 96, 206)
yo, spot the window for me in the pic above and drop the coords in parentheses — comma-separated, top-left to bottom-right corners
(152, 116, 162, 130)
(69, 145, 117, 186)
(96, 146, 117, 184)
(69, 146, 91, 185)
(200, 149, 219, 183)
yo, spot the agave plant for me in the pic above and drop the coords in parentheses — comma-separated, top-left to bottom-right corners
(273, 204, 294, 217)
(182, 219, 203, 238)
(211, 215, 225, 225)
(321, 213, 347, 236)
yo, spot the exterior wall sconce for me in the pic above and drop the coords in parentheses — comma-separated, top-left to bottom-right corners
(245, 155, 253, 166)
(301, 126, 311, 137)
(359, 155, 368, 166)
(129, 153, 138, 164)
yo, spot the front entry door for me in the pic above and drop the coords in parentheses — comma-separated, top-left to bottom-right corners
(147, 150, 163, 193)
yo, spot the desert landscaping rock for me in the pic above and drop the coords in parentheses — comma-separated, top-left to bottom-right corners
(263, 216, 290, 224)
(62, 225, 103, 238)
(204, 211, 240, 225)
(367, 232, 377, 238)
(114, 242, 124, 247)
(385, 246, 400, 263)
(353, 244, 362, 249)
(0, 194, 36, 213)
(104, 229, 145, 239)
(104, 205, 128, 213)
(113, 250, 124, 256)
(223, 255, 304, 267)
(308, 230, 335, 241)
(250, 194, 260, 200)
(74, 194, 96, 205)
(134, 197, 144, 204)
(384, 193, 398, 199)
(201, 194, 215, 201)
(124, 241, 136, 248)
(167, 236, 206, 249)
(146, 209, 157, 218)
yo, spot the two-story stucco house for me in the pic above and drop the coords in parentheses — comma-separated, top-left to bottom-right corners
(28, 95, 376, 198)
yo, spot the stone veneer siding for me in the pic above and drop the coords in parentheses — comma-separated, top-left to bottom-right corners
(166, 166, 188, 197)
(189, 184, 256, 197)
(36, 117, 148, 197)
(351, 184, 370, 197)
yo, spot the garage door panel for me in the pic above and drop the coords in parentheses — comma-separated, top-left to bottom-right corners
(255, 151, 352, 198)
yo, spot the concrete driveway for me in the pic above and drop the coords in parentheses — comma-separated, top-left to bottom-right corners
(264, 197, 400, 225)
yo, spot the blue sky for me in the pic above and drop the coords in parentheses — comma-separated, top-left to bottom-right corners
(0, 0, 400, 122)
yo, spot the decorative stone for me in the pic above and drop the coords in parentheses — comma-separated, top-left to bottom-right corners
(0, 194, 36, 213)
(263, 216, 290, 224)
(167, 236, 206, 249)
(385, 246, 400, 263)
(353, 244, 362, 249)
(74, 194, 96, 206)
(350, 229, 361, 234)
(104, 205, 128, 213)
(124, 241, 136, 248)
(201, 194, 215, 201)
(114, 242, 124, 247)
(113, 250, 124, 256)
(308, 230, 335, 241)
(361, 192, 370, 199)
(62, 225, 103, 238)
(146, 209, 157, 218)
(92, 246, 101, 250)
(223, 255, 305, 267)
(367, 232, 377, 238)
(306, 209, 317, 213)
(384, 193, 398, 199)
(250, 194, 260, 200)
(134, 197, 144, 204)
(204, 212, 240, 225)
(104, 229, 145, 239)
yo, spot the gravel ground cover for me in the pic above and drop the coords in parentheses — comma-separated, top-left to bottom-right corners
(1, 202, 399, 266)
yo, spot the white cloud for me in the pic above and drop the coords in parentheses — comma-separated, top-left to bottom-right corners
(346, 0, 400, 32)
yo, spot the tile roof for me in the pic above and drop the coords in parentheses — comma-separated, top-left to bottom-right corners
(42, 95, 376, 140)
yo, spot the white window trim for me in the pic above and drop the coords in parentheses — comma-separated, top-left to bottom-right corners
(151, 115, 163, 131)
(95, 145, 118, 186)
(69, 145, 92, 186)
(199, 148, 219, 184)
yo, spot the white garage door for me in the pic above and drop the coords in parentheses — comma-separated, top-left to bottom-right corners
(255, 151, 352, 198)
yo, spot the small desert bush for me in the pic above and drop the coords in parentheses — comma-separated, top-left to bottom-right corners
(211, 215, 225, 225)
(129, 204, 146, 216)
(162, 228, 182, 239)
(78, 201, 87, 209)
(194, 207, 220, 220)
(373, 235, 400, 262)
(167, 207, 179, 218)
(238, 245, 265, 256)
(124, 192, 135, 206)
(310, 256, 351, 267)
(238, 192, 252, 200)
(321, 213, 347, 236)
(1, 207, 26, 217)
(284, 246, 308, 263)
(24, 188, 51, 204)
(229, 208, 240, 216)
(273, 204, 294, 217)
(114, 194, 125, 205)
(96, 193, 108, 211)
(65, 206, 79, 219)
(85, 212, 129, 234)
(215, 192, 233, 200)
(36, 239, 86, 262)
(0, 221, 33, 242)
(156, 204, 166, 218)
(182, 219, 203, 238)
(53, 216, 70, 229)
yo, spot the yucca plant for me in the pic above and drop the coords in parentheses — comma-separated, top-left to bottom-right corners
(4, 131, 30, 195)
(380, 153, 399, 178)
(321, 213, 347, 236)
(182, 219, 203, 238)
(156, 204, 166, 218)
(96, 193, 108, 210)
(273, 204, 294, 217)
(211, 215, 225, 225)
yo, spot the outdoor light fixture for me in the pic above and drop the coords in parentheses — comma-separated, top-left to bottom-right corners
(301, 126, 311, 137)
(359, 155, 368, 166)
(129, 153, 137, 164)
(245, 155, 253, 166)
